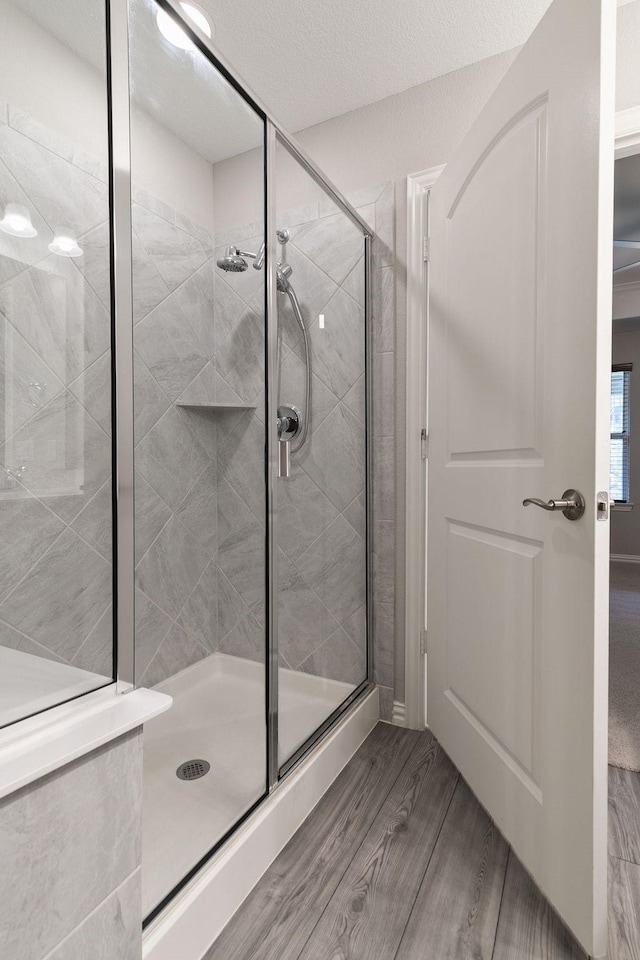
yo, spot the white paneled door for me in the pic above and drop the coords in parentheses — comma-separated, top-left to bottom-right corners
(427, 1, 615, 956)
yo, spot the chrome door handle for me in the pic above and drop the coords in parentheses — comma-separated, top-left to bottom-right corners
(522, 489, 585, 521)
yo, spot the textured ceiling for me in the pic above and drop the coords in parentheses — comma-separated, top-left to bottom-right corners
(10, 0, 639, 164)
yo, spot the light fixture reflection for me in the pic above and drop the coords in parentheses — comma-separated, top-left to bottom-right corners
(156, 2, 213, 51)
(0, 203, 38, 238)
(48, 228, 83, 259)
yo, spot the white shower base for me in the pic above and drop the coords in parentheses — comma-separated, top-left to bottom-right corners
(142, 652, 354, 916)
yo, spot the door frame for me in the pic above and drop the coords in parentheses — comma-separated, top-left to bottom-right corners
(403, 108, 640, 731)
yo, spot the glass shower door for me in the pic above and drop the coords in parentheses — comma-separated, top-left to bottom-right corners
(127, 0, 269, 920)
(274, 137, 369, 770)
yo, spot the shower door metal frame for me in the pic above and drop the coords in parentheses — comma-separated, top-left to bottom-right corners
(109, 0, 376, 921)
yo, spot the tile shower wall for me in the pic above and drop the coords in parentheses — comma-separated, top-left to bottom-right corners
(213, 182, 395, 704)
(0, 103, 113, 676)
(129, 196, 220, 686)
(0, 730, 143, 960)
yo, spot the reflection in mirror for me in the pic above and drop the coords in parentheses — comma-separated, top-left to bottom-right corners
(0, 0, 114, 727)
(128, 0, 268, 918)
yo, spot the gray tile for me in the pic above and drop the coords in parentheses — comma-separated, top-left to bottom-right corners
(133, 589, 172, 682)
(217, 521, 266, 611)
(0, 157, 55, 286)
(173, 261, 215, 358)
(0, 123, 108, 237)
(277, 244, 338, 350)
(342, 373, 366, 424)
(373, 436, 394, 522)
(178, 360, 218, 404)
(278, 203, 319, 230)
(45, 869, 141, 960)
(277, 469, 339, 562)
(373, 266, 395, 353)
(68, 350, 112, 436)
(299, 626, 364, 686)
(341, 182, 387, 215)
(296, 514, 366, 625)
(135, 295, 208, 402)
(0, 617, 65, 665)
(217, 473, 258, 549)
(131, 188, 175, 226)
(0, 730, 141, 960)
(132, 352, 171, 444)
(0, 493, 65, 604)
(175, 212, 213, 247)
(216, 296, 265, 404)
(133, 471, 171, 563)
(374, 601, 394, 688)
(141, 622, 209, 687)
(135, 406, 211, 511)
(217, 411, 266, 523)
(373, 519, 394, 606)
(278, 550, 341, 668)
(1, 389, 112, 524)
(373, 352, 395, 438)
(70, 604, 113, 679)
(7, 105, 107, 182)
(214, 220, 261, 248)
(0, 315, 65, 440)
(374, 181, 395, 269)
(217, 566, 251, 640)
(343, 491, 366, 539)
(70, 478, 113, 560)
(344, 604, 367, 658)
(177, 560, 217, 653)
(175, 462, 217, 557)
(80, 220, 169, 323)
(135, 515, 209, 620)
(133, 204, 210, 292)
(213, 274, 248, 348)
(341, 256, 365, 308)
(291, 213, 364, 286)
(279, 349, 338, 434)
(378, 684, 394, 722)
(297, 403, 365, 513)
(297, 286, 365, 401)
(219, 609, 264, 664)
(0, 527, 111, 661)
(0, 255, 111, 385)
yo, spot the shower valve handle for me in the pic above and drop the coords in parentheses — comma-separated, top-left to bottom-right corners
(278, 439, 290, 479)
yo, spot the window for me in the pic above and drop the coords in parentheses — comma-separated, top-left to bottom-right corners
(611, 365, 631, 502)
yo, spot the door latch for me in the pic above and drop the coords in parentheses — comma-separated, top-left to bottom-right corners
(596, 491, 608, 521)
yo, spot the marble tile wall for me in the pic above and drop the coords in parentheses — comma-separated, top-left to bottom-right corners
(0, 729, 143, 960)
(130, 188, 220, 686)
(213, 182, 396, 705)
(0, 104, 114, 682)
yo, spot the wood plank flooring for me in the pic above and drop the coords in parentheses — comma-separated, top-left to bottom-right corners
(204, 725, 640, 960)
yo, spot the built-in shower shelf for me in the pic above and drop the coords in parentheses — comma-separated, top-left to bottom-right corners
(175, 401, 256, 411)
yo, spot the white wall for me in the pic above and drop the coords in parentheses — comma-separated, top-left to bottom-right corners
(0, 0, 214, 229)
(611, 320, 640, 556)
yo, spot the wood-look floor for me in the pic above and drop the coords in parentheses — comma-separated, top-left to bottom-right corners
(204, 724, 640, 960)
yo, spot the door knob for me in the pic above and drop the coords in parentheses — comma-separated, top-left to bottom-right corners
(522, 489, 585, 521)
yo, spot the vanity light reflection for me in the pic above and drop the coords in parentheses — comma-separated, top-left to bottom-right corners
(48, 228, 83, 258)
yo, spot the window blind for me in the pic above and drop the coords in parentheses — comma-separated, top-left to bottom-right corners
(610, 368, 631, 502)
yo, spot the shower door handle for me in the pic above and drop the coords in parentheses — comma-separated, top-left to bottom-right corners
(278, 439, 290, 479)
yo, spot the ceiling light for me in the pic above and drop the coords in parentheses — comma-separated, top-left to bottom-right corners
(48, 228, 82, 258)
(0, 203, 37, 238)
(156, 3, 213, 51)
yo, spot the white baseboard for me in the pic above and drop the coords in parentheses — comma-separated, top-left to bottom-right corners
(611, 554, 640, 563)
(392, 700, 406, 726)
(142, 687, 379, 960)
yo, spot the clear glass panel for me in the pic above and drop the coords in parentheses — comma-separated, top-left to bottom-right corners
(128, 0, 268, 918)
(0, 0, 114, 727)
(274, 139, 368, 768)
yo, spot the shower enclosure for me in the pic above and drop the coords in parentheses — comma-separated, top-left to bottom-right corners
(0, 0, 373, 928)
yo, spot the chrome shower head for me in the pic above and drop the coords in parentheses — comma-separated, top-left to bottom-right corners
(216, 247, 248, 273)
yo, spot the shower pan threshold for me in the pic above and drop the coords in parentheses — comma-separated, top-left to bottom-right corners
(142, 652, 357, 918)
